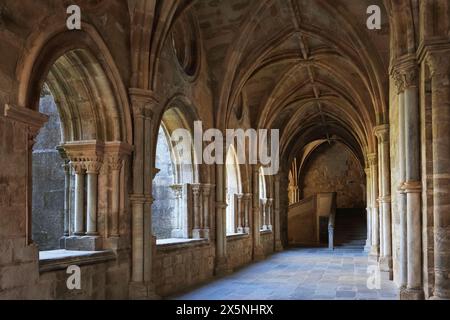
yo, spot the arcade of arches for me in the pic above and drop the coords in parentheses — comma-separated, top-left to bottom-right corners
(0, 0, 450, 300)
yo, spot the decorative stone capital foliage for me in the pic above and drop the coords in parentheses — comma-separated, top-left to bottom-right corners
(85, 160, 103, 174)
(425, 52, 450, 80)
(191, 184, 201, 197)
(374, 125, 390, 143)
(129, 88, 158, 119)
(367, 153, 377, 167)
(70, 161, 85, 175)
(104, 142, 133, 171)
(391, 55, 419, 91)
(201, 184, 214, 197)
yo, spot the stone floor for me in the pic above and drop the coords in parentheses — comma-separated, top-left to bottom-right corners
(173, 248, 399, 300)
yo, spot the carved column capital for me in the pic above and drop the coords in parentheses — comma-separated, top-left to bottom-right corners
(425, 51, 450, 80)
(374, 125, 390, 143)
(367, 153, 378, 166)
(85, 160, 103, 174)
(70, 161, 85, 175)
(129, 88, 158, 119)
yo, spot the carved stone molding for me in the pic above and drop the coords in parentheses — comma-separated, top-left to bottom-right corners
(402, 181, 422, 194)
(3, 104, 49, 130)
(129, 88, 159, 119)
(374, 125, 390, 143)
(367, 153, 378, 167)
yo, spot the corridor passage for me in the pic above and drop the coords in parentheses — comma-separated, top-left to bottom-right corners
(174, 248, 399, 300)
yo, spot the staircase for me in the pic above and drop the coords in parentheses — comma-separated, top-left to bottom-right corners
(333, 209, 366, 250)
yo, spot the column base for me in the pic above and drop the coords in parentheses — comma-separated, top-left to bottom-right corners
(275, 240, 284, 252)
(192, 229, 210, 239)
(430, 289, 450, 300)
(400, 287, 424, 300)
(62, 236, 103, 251)
(369, 245, 379, 261)
(364, 240, 371, 252)
(379, 256, 393, 280)
(129, 282, 160, 300)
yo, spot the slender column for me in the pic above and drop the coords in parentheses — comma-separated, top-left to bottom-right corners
(274, 175, 283, 251)
(110, 156, 123, 237)
(192, 184, 202, 238)
(243, 194, 251, 234)
(128, 89, 158, 299)
(215, 163, 229, 275)
(375, 125, 393, 276)
(368, 153, 379, 259)
(236, 194, 244, 233)
(253, 165, 264, 260)
(364, 167, 372, 252)
(202, 185, 211, 238)
(261, 199, 267, 230)
(266, 199, 273, 230)
(71, 162, 85, 236)
(85, 160, 102, 236)
(398, 63, 424, 300)
(427, 52, 450, 300)
(394, 71, 408, 289)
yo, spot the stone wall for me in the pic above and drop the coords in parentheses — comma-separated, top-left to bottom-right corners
(301, 142, 365, 209)
(261, 232, 274, 257)
(227, 235, 253, 271)
(153, 243, 215, 297)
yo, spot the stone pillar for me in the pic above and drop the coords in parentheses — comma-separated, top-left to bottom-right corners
(57, 146, 71, 238)
(374, 125, 393, 277)
(253, 166, 264, 260)
(192, 184, 202, 238)
(85, 160, 102, 236)
(72, 162, 85, 236)
(274, 175, 283, 251)
(260, 199, 267, 230)
(243, 193, 251, 234)
(266, 199, 273, 231)
(364, 166, 372, 252)
(129, 88, 158, 299)
(368, 153, 379, 259)
(397, 61, 424, 300)
(201, 184, 212, 238)
(236, 194, 244, 233)
(427, 52, 450, 300)
(215, 163, 230, 275)
(393, 69, 408, 289)
(109, 156, 123, 237)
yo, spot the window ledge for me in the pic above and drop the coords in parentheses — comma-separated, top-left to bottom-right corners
(226, 233, 250, 241)
(39, 250, 116, 273)
(260, 230, 273, 235)
(156, 238, 209, 251)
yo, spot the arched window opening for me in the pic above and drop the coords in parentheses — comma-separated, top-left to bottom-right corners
(226, 146, 243, 235)
(152, 106, 206, 243)
(29, 48, 130, 255)
(32, 85, 66, 251)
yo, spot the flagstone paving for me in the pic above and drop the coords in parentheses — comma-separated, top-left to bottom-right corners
(172, 248, 399, 300)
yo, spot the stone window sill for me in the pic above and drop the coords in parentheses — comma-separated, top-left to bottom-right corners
(156, 238, 209, 251)
(226, 233, 250, 241)
(39, 250, 116, 273)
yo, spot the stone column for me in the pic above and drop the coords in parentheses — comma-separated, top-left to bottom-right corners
(129, 88, 158, 299)
(253, 166, 264, 260)
(364, 166, 372, 252)
(274, 175, 283, 251)
(243, 193, 251, 234)
(427, 52, 450, 300)
(394, 69, 408, 289)
(260, 199, 267, 230)
(368, 153, 379, 259)
(109, 156, 123, 237)
(201, 185, 212, 238)
(192, 184, 202, 238)
(374, 125, 393, 277)
(397, 62, 424, 300)
(85, 160, 102, 236)
(236, 194, 244, 233)
(215, 163, 230, 275)
(71, 162, 85, 236)
(266, 199, 273, 231)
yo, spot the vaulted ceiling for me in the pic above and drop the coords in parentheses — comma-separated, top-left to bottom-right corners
(190, 0, 390, 166)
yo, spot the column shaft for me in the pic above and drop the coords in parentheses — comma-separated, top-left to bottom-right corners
(73, 165, 85, 236)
